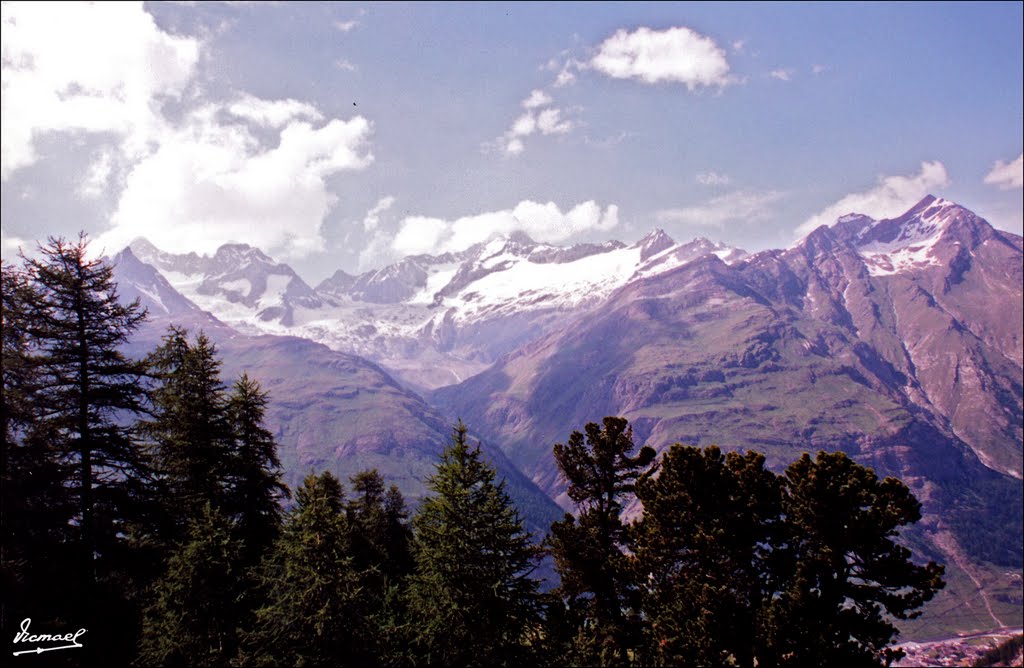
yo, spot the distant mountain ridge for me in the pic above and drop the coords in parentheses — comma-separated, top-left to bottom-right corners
(112, 195, 1023, 637)
(126, 229, 748, 390)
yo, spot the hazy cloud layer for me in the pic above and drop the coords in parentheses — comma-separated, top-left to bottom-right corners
(796, 161, 950, 236)
(984, 153, 1023, 190)
(389, 200, 620, 257)
(657, 190, 784, 227)
(589, 26, 733, 89)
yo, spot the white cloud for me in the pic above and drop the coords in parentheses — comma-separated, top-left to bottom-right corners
(732, 40, 746, 53)
(363, 196, 396, 231)
(796, 160, 950, 236)
(812, 64, 827, 75)
(78, 149, 115, 199)
(536, 108, 573, 135)
(589, 26, 733, 89)
(3, 2, 376, 261)
(657, 190, 784, 227)
(770, 69, 793, 81)
(696, 171, 731, 186)
(334, 59, 357, 72)
(334, 20, 359, 33)
(495, 90, 574, 156)
(1, 1, 200, 178)
(227, 94, 324, 127)
(391, 200, 620, 257)
(983, 153, 1023, 190)
(522, 89, 552, 109)
(98, 111, 374, 259)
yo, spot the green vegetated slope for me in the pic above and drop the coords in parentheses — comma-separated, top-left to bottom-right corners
(434, 240, 1022, 638)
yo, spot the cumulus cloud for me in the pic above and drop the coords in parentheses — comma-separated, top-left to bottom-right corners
(495, 90, 574, 156)
(390, 200, 620, 257)
(227, 94, 324, 127)
(796, 160, 950, 237)
(334, 20, 359, 32)
(769, 69, 793, 81)
(657, 190, 784, 227)
(98, 110, 373, 259)
(1, 1, 200, 178)
(589, 26, 733, 89)
(362, 196, 396, 231)
(3, 2, 376, 260)
(983, 153, 1023, 190)
(522, 89, 553, 109)
(696, 171, 731, 186)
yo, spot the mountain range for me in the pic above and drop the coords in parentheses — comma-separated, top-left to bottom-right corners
(112, 195, 1023, 638)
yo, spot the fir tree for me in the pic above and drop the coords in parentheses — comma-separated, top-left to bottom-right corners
(407, 421, 542, 667)
(240, 472, 364, 667)
(546, 416, 656, 666)
(763, 451, 945, 667)
(138, 502, 245, 668)
(345, 469, 414, 664)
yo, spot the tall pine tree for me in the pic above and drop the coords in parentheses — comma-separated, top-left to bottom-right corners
(546, 416, 656, 666)
(633, 445, 783, 668)
(762, 451, 945, 667)
(226, 372, 288, 566)
(145, 327, 234, 544)
(407, 421, 542, 667)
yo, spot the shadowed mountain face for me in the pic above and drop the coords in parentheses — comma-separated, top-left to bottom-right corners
(431, 198, 1023, 630)
(111, 255, 563, 534)
(113, 196, 1021, 634)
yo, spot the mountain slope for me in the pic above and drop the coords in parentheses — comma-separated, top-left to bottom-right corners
(110, 252, 563, 534)
(431, 197, 1023, 634)
(126, 232, 746, 390)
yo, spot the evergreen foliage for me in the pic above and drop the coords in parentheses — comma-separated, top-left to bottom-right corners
(145, 327, 234, 539)
(138, 503, 245, 668)
(240, 472, 364, 667)
(20, 235, 150, 583)
(546, 416, 657, 665)
(763, 451, 945, 667)
(633, 445, 782, 668)
(226, 373, 289, 566)
(407, 421, 543, 667)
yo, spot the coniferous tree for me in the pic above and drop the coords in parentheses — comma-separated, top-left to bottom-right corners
(633, 445, 783, 668)
(20, 235, 150, 586)
(1, 260, 74, 638)
(226, 372, 289, 566)
(407, 422, 542, 667)
(345, 469, 414, 664)
(138, 502, 245, 668)
(547, 416, 656, 666)
(145, 327, 233, 543)
(240, 472, 364, 667)
(762, 451, 945, 668)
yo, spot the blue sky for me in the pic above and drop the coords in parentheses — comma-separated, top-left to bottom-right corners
(2, 1, 1021, 282)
